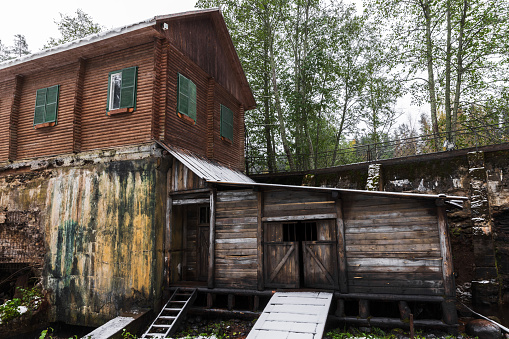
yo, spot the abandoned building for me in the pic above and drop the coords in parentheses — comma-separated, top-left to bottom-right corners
(0, 8, 471, 336)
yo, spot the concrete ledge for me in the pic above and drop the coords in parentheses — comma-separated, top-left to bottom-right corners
(82, 310, 151, 339)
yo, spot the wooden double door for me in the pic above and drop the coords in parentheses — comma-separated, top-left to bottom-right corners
(264, 220, 339, 289)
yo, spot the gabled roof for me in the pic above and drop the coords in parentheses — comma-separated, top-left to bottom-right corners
(0, 8, 255, 109)
(157, 141, 254, 184)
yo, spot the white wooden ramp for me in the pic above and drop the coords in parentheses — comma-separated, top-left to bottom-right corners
(247, 292, 333, 339)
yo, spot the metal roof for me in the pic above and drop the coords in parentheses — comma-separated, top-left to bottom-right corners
(0, 8, 219, 71)
(157, 141, 255, 184)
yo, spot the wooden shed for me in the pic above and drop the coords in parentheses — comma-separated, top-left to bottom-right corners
(162, 144, 467, 329)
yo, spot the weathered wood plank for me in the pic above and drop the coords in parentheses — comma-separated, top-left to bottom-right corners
(257, 191, 264, 291)
(345, 224, 438, 234)
(208, 190, 216, 289)
(262, 213, 337, 222)
(348, 257, 443, 267)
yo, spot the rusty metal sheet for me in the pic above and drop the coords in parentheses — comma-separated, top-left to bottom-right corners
(158, 141, 254, 184)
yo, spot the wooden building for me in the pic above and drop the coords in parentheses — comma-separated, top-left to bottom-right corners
(164, 145, 467, 329)
(0, 8, 254, 170)
(0, 8, 465, 331)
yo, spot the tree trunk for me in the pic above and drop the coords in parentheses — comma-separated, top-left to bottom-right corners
(423, 0, 440, 151)
(445, 0, 452, 145)
(452, 0, 468, 144)
(269, 23, 295, 171)
(263, 37, 276, 172)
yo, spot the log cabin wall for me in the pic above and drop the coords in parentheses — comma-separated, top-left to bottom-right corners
(165, 44, 244, 170)
(0, 78, 15, 161)
(214, 190, 258, 289)
(16, 62, 77, 159)
(341, 193, 445, 296)
(165, 15, 246, 107)
(212, 84, 244, 170)
(80, 42, 155, 151)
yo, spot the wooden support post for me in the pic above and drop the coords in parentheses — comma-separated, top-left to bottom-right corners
(72, 58, 86, 153)
(335, 198, 348, 293)
(335, 298, 345, 317)
(359, 300, 370, 319)
(437, 200, 458, 325)
(228, 294, 235, 311)
(8, 74, 23, 161)
(208, 189, 216, 289)
(253, 296, 260, 312)
(207, 293, 213, 309)
(398, 301, 411, 321)
(257, 191, 264, 291)
(165, 193, 172, 287)
(410, 314, 414, 339)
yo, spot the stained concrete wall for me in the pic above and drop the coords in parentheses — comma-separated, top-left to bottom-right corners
(0, 143, 168, 326)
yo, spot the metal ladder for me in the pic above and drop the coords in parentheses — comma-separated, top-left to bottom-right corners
(141, 288, 197, 338)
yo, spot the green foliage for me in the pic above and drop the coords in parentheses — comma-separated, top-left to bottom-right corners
(122, 328, 137, 339)
(44, 9, 103, 49)
(0, 298, 22, 323)
(0, 286, 43, 324)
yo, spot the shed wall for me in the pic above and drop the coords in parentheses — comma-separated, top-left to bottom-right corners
(214, 190, 258, 289)
(342, 193, 444, 296)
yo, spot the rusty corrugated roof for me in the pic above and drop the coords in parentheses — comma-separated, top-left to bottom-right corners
(157, 141, 254, 184)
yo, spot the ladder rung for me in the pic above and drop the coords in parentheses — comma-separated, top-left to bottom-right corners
(171, 300, 186, 303)
(165, 307, 182, 311)
(159, 316, 176, 319)
(152, 324, 172, 328)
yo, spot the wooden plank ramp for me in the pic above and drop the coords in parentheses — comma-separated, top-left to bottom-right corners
(141, 288, 197, 338)
(247, 292, 333, 339)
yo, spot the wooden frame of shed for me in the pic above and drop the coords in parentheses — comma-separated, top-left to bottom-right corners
(162, 144, 467, 330)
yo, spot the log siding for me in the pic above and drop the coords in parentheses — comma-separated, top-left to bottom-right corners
(0, 11, 252, 171)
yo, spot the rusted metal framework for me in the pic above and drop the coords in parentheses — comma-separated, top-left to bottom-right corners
(246, 122, 509, 175)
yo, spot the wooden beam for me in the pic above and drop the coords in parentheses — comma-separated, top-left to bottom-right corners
(206, 77, 215, 159)
(359, 299, 370, 319)
(72, 58, 86, 153)
(8, 74, 23, 161)
(208, 189, 216, 289)
(165, 193, 172, 288)
(257, 191, 264, 291)
(170, 188, 212, 196)
(436, 200, 457, 325)
(335, 199, 348, 293)
(172, 198, 210, 205)
(262, 213, 337, 222)
(436, 201, 455, 297)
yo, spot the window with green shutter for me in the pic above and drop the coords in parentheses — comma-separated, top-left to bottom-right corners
(220, 104, 234, 142)
(177, 73, 197, 122)
(33, 85, 60, 127)
(107, 66, 138, 114)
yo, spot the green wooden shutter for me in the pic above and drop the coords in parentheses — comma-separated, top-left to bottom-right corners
(34, 88, 47, 125)
(188, 80, 197, 121)
(177, 73, 196, 121)
(221, 105, 234, 141)
(120, 66, 137, 109)
(45, 85, 60, 123)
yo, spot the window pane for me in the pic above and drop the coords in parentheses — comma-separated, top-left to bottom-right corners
(110, 72, 122, 110)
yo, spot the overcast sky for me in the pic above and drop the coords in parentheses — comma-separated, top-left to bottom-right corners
(0, 0, 198, 51)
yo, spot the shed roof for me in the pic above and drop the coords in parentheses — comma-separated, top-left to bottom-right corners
(207, 180, 469, 201)
(157, 141, 254, 184)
